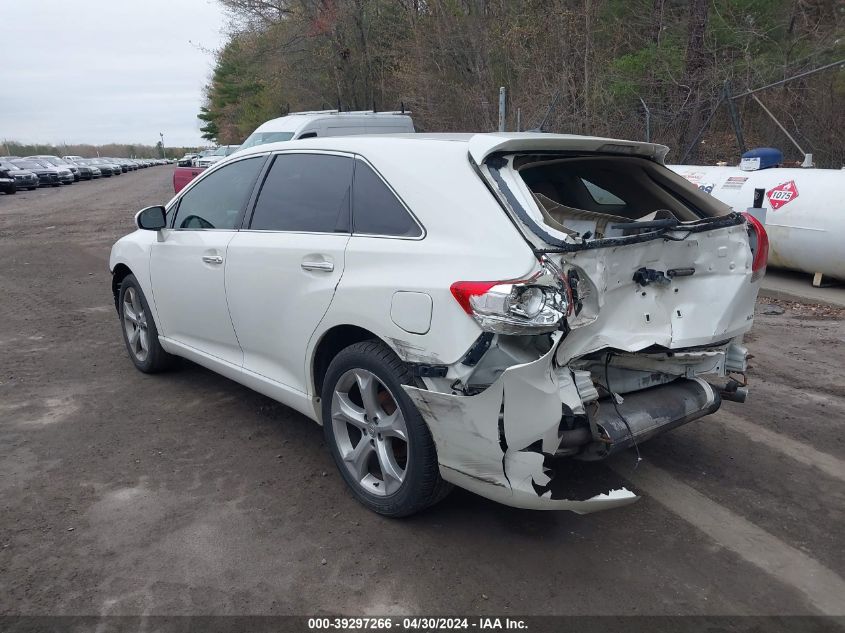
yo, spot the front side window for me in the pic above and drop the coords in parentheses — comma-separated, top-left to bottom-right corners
(352, 160, 421, 237)
(249, 153, 353, 232)
(173, 156, 264, 230)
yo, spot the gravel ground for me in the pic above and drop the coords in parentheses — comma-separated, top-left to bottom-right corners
(0, 169, 843, 618)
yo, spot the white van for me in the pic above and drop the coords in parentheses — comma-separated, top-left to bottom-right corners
(239, 110, 415, 150)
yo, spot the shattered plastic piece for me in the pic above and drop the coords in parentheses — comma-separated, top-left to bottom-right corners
(404, 334, 638, 512)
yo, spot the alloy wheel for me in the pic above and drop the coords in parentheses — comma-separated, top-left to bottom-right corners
(330, 368, 409, 496)
(122, 287, 149, 362)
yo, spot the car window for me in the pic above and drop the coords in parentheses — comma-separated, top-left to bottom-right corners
(352, 161, 421, 237)
(249, 153, 353, 233)
(580, 178, 626, 206)
(240, 131, 295, 149)
(173, 157, 264, 230)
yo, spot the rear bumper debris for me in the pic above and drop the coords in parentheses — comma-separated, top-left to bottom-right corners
(404, 336, 639, 513)
(404, 332, 743, 511)
(576, 377, 721, 461)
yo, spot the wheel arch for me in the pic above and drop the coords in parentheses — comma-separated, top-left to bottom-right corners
(311, 324, 386, 399)
(111, 263, 133, 312)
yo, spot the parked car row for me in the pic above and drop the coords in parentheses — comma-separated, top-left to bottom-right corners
(176, 146, 240, 168)
(0, 155, 171, 194)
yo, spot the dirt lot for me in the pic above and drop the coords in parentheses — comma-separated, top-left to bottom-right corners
(0, 168, 844, 618)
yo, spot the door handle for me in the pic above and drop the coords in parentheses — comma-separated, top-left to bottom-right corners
(202, 255, 224, 265)
(301, 260, 334, 272)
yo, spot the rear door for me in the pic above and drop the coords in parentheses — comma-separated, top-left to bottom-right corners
(149, 155, 266, 365)
(225, 152, 354, 392)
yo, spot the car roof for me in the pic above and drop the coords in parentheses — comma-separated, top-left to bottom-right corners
(228, 132, 669, 164)
(252, 111, 413, 133)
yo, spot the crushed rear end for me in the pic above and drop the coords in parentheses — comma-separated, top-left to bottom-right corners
(403, 134, 767, 512)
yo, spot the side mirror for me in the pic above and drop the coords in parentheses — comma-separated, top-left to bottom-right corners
(135, 205, 167, 231)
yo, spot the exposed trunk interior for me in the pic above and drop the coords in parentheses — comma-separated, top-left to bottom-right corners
(514, 155, 716, 239)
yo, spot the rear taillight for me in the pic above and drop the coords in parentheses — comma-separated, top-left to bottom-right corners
(450, 281, 499, 315)
(742, 212, 769, 282)
(450, 260, 569, 335)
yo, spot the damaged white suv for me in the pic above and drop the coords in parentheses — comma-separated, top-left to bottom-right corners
(110, 133, 768, 517)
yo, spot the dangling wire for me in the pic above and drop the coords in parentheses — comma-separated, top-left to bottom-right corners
(604, 352, 642, 468)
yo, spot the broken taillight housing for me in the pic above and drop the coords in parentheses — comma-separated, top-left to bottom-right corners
(742, 212, 769, 282)
(450, 260, 569, 335)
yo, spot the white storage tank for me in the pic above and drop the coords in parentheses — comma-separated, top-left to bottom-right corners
(669, 148, 845, 282)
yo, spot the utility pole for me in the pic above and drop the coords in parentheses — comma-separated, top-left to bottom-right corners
(639, 98, 651, 143)
(498, 87, 506, 132)
(724, 80, 746, 155)
(159, 132, 166, 159)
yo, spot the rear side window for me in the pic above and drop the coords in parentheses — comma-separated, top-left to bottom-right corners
(352, 161, 421, 237)
(249, 153, 353, 232)
(173, 157, 264, 229)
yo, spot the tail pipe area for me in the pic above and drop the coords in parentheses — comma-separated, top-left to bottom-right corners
(574, 378, 722, 460)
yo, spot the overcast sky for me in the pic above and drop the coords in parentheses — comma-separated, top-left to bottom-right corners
(0, 0, 228, 148)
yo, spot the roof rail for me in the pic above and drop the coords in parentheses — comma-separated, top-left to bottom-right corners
(288, 109, 411, 116)
(288, 109, 340, 116)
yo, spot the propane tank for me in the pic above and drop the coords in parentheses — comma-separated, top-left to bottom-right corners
(669, 155, 845, 282)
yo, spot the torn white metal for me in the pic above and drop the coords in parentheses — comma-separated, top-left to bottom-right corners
(404, 334, 639, 513)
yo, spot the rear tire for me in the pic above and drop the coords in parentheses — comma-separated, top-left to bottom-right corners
(321, 340, 451, 517)
(118, 274, 175, 373)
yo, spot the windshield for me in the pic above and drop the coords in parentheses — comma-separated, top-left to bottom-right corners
(240, 131, 295, 150)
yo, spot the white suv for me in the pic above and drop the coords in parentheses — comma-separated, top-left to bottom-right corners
(110, 133, 767, 517)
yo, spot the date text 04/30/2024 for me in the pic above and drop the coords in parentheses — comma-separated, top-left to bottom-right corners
(307, 617, 528, 630)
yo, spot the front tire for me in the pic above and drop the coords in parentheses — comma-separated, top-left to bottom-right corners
(118, 274, 175, 373)
(322, 340, 450, 517)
